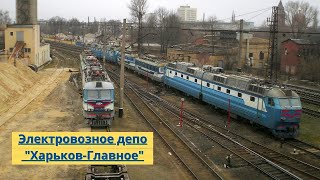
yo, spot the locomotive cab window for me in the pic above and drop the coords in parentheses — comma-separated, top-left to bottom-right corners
(250, 96, 255, 102)
(290, 98, 301, 107)
(268, 98, 275, 106)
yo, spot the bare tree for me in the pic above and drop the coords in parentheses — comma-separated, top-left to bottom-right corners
(0, 10, 12, 24)
(285, 1, 319, 38)
(68, 18, 81, 36)
(128, 0, 148, 55)
(163, 11, 182, 53)
(144, 13, 157, 46)
(47, 16, 67, 34)
(107, 20, 122, 38)
(300, 54, 320, 82)
(155, 7, 168, 53)
(207, 15, 218, 29)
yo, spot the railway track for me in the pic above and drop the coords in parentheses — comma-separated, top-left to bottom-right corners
(56, 47, 320, 179)
(108, 72, 223, 180)
(48, 41, 84, 55)
(87, 127, 130, 180)
(107, 69, 320, 180)
(131, 83, 320, 180)
(302, 107, 320, 118)
(284, 84, 320, 106)
(285, 84, 320, 95)
(285, 139, 320, 158)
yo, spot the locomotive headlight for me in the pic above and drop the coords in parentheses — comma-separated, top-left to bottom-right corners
(84, 103, 94, 111)
(104, 103, 114, 111)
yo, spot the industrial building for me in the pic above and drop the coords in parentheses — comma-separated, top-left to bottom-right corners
(3, 0, 50, 67)
(281, 39, 319, 75)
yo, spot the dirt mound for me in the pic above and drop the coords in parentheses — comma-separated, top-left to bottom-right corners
(0, 61, 39, 112)
(45, 81, 81, 107)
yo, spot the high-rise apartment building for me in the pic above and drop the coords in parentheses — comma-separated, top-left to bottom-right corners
(177, 6, 197, 22)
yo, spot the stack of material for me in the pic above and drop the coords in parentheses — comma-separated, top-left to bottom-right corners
(0, 61, 39, 113)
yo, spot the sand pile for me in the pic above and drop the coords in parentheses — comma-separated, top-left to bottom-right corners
(0, 61, 39, 112)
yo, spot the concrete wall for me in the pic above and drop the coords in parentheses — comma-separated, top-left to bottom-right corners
(240, 37, 269, 69)
(36, 44, 50, 67)
(167, 48, 225, 67)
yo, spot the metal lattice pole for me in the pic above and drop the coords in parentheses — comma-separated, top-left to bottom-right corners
(266, 6, 279, 84)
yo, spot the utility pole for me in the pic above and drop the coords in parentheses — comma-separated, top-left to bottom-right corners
(266, 7, 279, 84)
(119, 19, 126, 118)
(238, 19, 244, 70)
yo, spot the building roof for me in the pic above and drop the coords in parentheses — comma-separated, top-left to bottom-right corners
(278, 0, 284, 9)
(84, 81, 114, 90)
(283, 39, 318, 45)
(6, 24, 34, 28)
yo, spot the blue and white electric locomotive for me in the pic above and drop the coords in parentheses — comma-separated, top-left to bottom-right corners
(134, 57, 166, 83)
(164, 62, 302, 138)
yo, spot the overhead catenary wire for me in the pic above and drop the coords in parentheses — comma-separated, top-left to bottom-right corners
(246, 8, 272, 21)
(218, 7, 273, 21)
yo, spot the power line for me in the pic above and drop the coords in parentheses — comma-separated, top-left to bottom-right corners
(218, 7, 273, 21)
(246, 9, 271, 21)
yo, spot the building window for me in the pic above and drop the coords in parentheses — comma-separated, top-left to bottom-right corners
(10, 32, 13, 36)
(24, 48, 31, 53)
(226, 89, 230, 94)
(207, 83, 210, 87)
(238, 93, 242, 97)
(249, 53, 253, 57)
(250, 96, 255, 102)
(194, 79, 197, 83)
(218, 86, 221, 91)
(259, 51, 264, 60)
(9, 48, 13, 52)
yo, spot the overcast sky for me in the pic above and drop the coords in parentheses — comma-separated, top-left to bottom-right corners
(1, 0, 319, 26)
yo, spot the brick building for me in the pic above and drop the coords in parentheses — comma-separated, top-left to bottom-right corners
(281, 39, 319, 75)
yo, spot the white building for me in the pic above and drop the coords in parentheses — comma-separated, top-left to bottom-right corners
(177, 6, 197, 22)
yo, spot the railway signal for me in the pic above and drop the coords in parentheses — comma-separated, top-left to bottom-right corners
(179, 98, 185, 127)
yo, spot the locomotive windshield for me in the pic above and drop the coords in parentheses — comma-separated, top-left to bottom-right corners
(86, 90, 113, 100)
(279, 98, 290, 107)
(278, 98, 301, 107)
(290, 98, 301, 107)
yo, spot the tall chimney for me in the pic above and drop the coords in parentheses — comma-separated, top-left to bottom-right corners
(16, 0, 38, 25)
